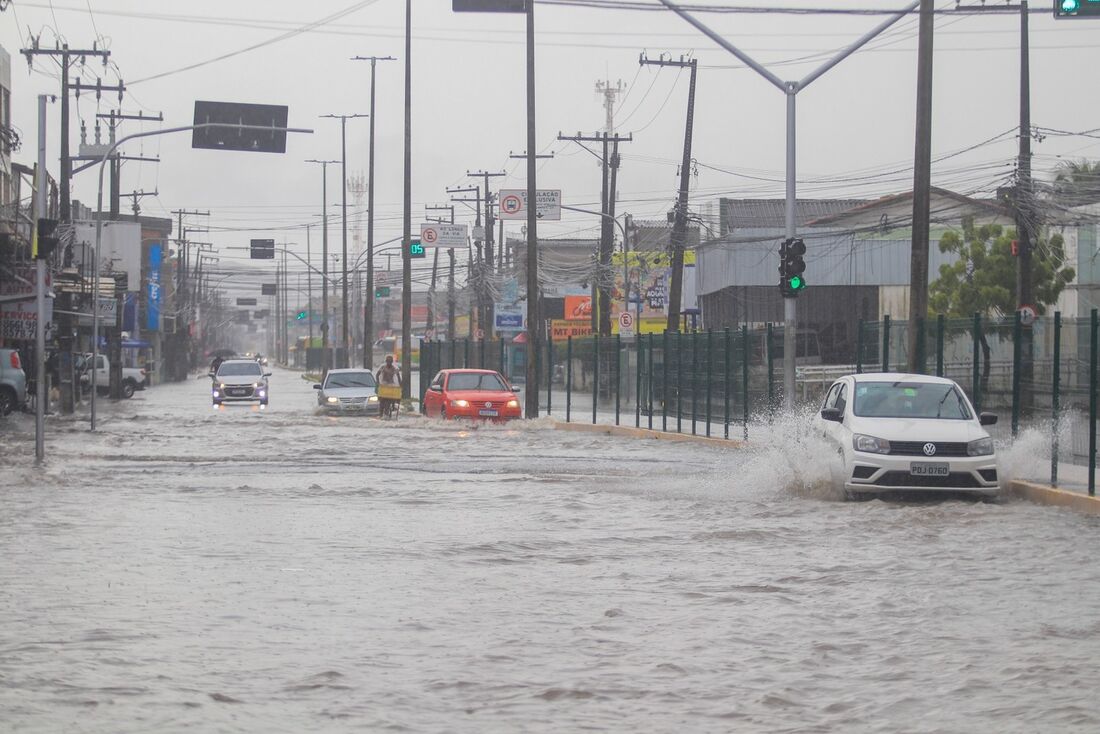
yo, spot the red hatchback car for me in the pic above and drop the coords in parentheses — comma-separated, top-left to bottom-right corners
(422, 369, 523, 421)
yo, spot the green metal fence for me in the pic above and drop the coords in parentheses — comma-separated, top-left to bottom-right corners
(423, 309, 1099, 494)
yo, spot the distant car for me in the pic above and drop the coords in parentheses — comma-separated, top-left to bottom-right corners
(211, 358, 270, 408)
(314, 368, 380, 415)
(0, 348, 27, 416)
(422, 368, 522, 421)
(814, 373, 999, 499)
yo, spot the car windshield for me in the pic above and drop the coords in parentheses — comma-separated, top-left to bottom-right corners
(325, 372, 376, 389)
(218, 362, 263, 377)
(447, 372, 507, 391)
(853, 382, 972, 420)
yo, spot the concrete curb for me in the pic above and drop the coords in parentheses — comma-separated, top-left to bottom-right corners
(1008, 480, 1100, 515)
(553, 420, 746, 449)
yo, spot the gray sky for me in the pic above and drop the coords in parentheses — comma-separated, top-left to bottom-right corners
(4, 0, 1099, 287)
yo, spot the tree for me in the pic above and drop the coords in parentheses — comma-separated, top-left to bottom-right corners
(1052, 159, 1100, 208)
(928, 217, 1075, 382)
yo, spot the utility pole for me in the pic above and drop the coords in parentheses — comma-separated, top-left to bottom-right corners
(20, 39, 111, 221)
(321, 113, 367, 368)
(1016, 0, 1035, 410)
(121, 189, 158, 216)
(95, 110, 163, 219)
(21, 40, 110, 414)
(352, 55, 395, 370)
(172, 209, 208, 382)
(306, 159, 339, 374)
(525, 0, 540, 418)
(467, 171, 506, 333)
(426, 204, 455, 339)
(448, 184, 482, 333)
(639, 53, 697, 333)
(401, 0, 413, 398)
(306, 223, 314, 350)
(907, 0, 934, 373)
(557, 131, 634, 335)
(509, 150, 554, 274)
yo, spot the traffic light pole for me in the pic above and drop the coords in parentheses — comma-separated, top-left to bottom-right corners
(35, 94, 48, 463)
(661, 0, 917, 409)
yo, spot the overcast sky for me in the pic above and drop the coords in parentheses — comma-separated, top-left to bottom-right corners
(3, 0, 1099, 291)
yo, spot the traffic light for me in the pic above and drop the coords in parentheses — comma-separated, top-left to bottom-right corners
(778, 237, 807, 297)
(408, 238, 425, 259)
(295, 310, 307, 320)
(35, 218, 59, 259)
(1056, 0, 1100, 17)
(375, 286, 391, 298)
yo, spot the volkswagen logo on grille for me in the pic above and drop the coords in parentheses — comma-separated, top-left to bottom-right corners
(922, 442, 937, 456)
(485, 402, 493, 408)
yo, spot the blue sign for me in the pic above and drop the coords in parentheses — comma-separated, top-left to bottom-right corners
(147, 243, 162, 331)
(123, 292, 137, 332)
(494, 302, 526, 331)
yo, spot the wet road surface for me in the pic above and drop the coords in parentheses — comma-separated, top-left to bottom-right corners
(2, 367, 1100, 732)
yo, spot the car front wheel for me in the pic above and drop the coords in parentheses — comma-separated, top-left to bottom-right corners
(121, 380, 136, 399)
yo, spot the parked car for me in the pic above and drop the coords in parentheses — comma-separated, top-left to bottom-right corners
(422, 368, 522, 421)
(210, 359, 270, 408)
(814, 373, 999, 499)
(80, 353, 147, 399)
(314, 368, 380, 415)
(0, 348, 28, 416)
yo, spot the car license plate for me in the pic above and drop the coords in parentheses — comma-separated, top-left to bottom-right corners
(228, 388, 247, 396)
(478, 409, 498, 417)
(910, 462, 949, 476)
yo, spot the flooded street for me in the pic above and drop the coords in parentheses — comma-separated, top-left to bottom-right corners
(3, 367, 1100, 732)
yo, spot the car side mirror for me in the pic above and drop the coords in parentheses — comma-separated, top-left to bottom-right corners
(207, 371, 215, 378)
(263, 372, 272, 378)
(820, 407, 843, 423)
(980, 412, 998, 426)
(429, 385, 442, 392)
(511, 386, 521, 393)
(313, 384, 322, 390)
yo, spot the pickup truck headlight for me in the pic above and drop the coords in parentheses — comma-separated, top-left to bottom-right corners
(368, 395, 379, 402)
(326, 396, 339, 404)
(967, 437, 994, 456)
(853, 434, 891, 454)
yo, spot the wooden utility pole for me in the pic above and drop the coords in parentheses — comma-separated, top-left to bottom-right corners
(907, 0, 934, 372)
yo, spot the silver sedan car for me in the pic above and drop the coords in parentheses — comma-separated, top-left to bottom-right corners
(314, 368, 380, 415)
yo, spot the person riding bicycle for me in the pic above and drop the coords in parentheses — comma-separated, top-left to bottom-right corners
(375, 355, 402, 418)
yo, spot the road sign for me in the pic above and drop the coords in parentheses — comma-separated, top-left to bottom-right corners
(452, 0, 526, 12)
(1056, 0, 1100, 18)
(250, 239, 276, 259)
(420, 223, 467, 249)
(408, 239, 426, 259)
(494, 303, 526, 331)
(237, 297, 258, 306)
(1019, 304, 1038, 326)
(261, 283, 277, 296)
(192, 101, 289, 153)
(498, 189, 562, 220)
(618, 310, 635, 338)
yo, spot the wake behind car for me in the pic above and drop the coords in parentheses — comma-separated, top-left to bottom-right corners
(211, 359, 270, 408)
(314, 368, 380, 415)
(422, 368, 522, 421)
(814, 373, 999, 499)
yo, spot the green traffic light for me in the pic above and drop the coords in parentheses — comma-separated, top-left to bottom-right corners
(789, 275, 805, 291)
(296, 311, 307, 320)
(1062, 0, 1080, 12)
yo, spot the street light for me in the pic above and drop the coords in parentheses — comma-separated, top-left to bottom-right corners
(305, 158, 339, 374)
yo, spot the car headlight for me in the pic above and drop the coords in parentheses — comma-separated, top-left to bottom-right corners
(326, 396, 339, 404)
(967, 437, 994, 456)
(212, 389, 220, 397)
(219, 383, 226, 389)
(507, 399, 519, 408)
(368, 395, 379, 402)
(853, 434, 891, 454)
(252, 382, 260, 388)
(452, 399, 469, 408)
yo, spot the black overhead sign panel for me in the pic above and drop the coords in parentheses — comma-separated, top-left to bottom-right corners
(192, 101, 289, 154)
(452, 0, 526, 12)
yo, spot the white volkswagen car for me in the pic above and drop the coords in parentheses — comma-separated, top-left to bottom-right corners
(814, 373, 1000, 499)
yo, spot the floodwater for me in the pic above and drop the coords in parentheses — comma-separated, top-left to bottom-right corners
(2, 367, 1099, 732)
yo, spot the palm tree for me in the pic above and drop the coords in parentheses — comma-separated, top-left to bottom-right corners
(1052, 159, 1100, 207)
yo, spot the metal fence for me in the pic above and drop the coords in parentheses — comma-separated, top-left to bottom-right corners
(422, 309, 1099, 494)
